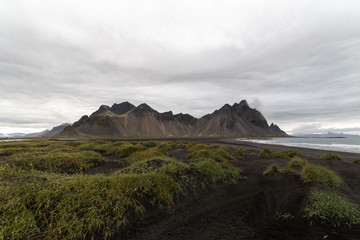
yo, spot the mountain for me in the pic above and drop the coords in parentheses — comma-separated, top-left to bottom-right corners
(269, 123, 288, 136)
(26, 123, 71, 137)
(59, 100, 288, 138)
(7, 133, 26, 138)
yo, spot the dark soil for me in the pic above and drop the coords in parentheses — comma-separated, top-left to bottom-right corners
(115, 139, 360, 240)
(80, 138, 360, 239)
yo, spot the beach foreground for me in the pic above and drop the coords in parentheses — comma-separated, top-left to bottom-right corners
(1, 138, 360, 239)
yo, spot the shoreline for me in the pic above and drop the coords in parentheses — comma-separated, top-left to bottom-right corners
(219, 138, 360, 161)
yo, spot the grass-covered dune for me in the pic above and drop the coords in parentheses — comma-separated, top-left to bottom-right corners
(0, 140, 240, 239)
(1, 139, 360, 240)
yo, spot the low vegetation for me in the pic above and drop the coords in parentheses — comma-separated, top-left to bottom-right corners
(288, 157, 308, 168)
(271, 150, 303, 159)
(273, 212, 294, 222)
(187, 147, 233, 162)
(0, 140, 241, 239)
(303, 190, 360, 228)
(233, 147, 244, 156)
(258, 148, 271, 159)
(354, 159, 360, 164)
(263, 165, 280, 175)
(319, 153, 345, 162)
(301, 164, 343, 187)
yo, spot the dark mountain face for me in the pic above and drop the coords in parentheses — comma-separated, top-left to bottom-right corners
(110, 102, 135, 115)
(59, 100, 287, 137)
(269, 123, 288, 136)
(232, 100, 269, 129)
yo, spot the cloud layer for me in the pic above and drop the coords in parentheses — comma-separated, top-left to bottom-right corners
(1, 0, 360, 134)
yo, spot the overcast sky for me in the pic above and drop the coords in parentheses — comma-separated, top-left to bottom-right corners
(1, 0, 360, 135)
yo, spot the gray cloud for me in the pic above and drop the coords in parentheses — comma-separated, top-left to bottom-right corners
(0, 0, 360, 134)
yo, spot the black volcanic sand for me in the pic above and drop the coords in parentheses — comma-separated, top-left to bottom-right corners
(80, 138, 360, 240)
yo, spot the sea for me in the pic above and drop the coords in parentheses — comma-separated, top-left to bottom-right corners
(237, 137, 360, 154)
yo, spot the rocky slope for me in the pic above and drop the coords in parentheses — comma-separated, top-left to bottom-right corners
(26, 123, 71, 137)
(59, 100, 287, 137)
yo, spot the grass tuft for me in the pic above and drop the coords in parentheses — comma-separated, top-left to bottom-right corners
(303, 190, 360, 228)
(259, 149, 271, 159)
(127, 147, 167, 164)
(186, 144, 209, 152)
(353, 159, 360, 164)
(301, 164, 343, 187)
(320, 153, 345, 162)
(288, 157, 308, 168)
(192, 159, 240, 183)
(188, 148, 233, 162)
(233, 147, 244, 156)
(263, 165, 280, 175)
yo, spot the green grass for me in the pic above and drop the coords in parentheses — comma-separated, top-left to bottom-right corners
(4, 150, 106, 173)
(119, 156, 194, 182)
(273, 212, 294, 222)
(279, 165, 296, 174)
(192, 159, 240, 183)
(140, 141, 159, 148)
(301, 164, 343, 187)
(157, 143, 173, 152)
(259, 149, 271, 159)
(320, 153, 345, 162)
(111, 144, 146, 158)
(288, 157, 308, 168)
(0, 148, 27, 157)
(303, 190, 360, 228)
(127, 147, 167, 163)
(233, 147, 244, 156)
(0, 140, 241, 239)
(353, 159, 360, 164)
(186, 143, 209, 152)
(0, 167, 183, 239)
(188, 148, 233, 162)
(263, 165, 280, 175)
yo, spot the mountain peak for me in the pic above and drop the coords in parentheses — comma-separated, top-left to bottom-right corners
(269, 123, 288, 136)
(91, 105, 111, 116)
(110, 102, 135, 115)
(137, 103, 156, 112)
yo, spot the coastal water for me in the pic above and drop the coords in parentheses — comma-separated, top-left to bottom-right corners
(0, 139, 27, 142)
(237, 137, 360, 154)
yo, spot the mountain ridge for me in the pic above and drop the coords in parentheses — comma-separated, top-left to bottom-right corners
(59, 100, 288, 137)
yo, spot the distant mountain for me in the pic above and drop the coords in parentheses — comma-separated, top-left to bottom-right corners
(0, 133, 7, 138)
(59, 100, 288, 138)
(297, 132, 360, 138)
(7, 133, 26, 138)
(26, 123, 71, 137)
